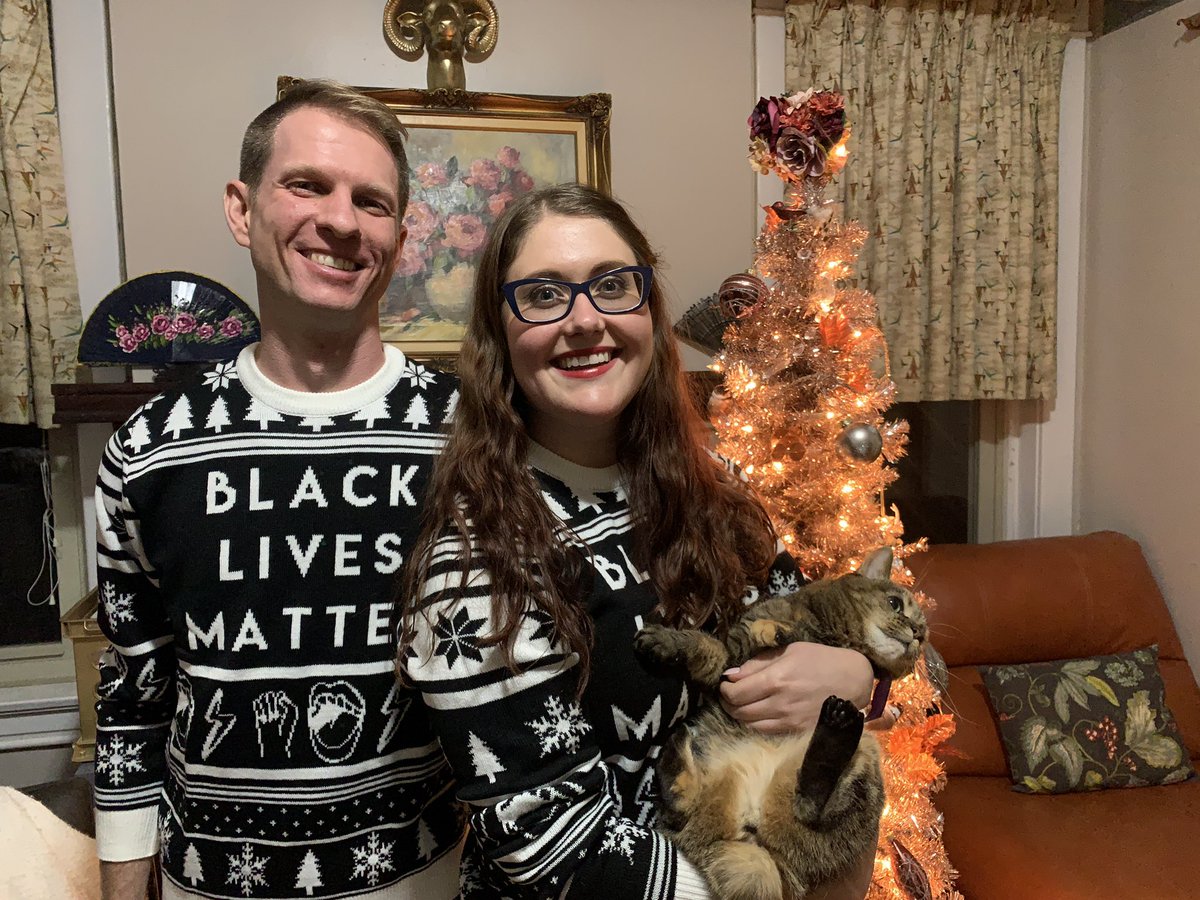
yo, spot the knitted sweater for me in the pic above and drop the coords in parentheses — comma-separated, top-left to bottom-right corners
(401, 444, 803, 899)
(94, 345, 464, 900)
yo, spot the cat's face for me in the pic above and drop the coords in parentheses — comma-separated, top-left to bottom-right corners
(860, 581, 927, 678)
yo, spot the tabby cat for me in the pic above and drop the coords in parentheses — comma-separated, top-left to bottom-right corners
(633, 548, 927, 900)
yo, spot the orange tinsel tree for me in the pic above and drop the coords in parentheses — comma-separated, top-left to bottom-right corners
(709, 89, 961, 900)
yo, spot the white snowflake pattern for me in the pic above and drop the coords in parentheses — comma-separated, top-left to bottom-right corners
(203, 361, 239, 391)
(529, 696, 592, 757)
(95, 735, 146, 786)
(351, 831, 395, 886)
(402, 361, 437, 389)
(768, 568, 802, 597)
(102, 582, 135, 626)
(599, 818, 640, 863)
(226, 843, 268, 896)
(158, 812, 175, 863)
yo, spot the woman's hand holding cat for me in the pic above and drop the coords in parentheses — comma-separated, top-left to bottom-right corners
(718, 642, 874, 734)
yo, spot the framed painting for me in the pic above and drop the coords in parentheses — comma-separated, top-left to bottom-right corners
(278, 79, 612, 361)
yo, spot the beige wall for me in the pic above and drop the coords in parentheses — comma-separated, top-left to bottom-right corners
(1079, 7, 1200, 668)
(106, 0, 757, 368)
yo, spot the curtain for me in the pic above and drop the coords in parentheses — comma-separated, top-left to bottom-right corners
(0, 0, 81, 428)
(785, 0, 1073, 400)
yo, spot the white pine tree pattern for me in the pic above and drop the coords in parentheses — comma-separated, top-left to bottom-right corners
(351, 396, 390, 428)
(125, 416, 152, 453)
(294, 849, 323, 895)
(416, 818, 437, 861)
(162, 396, 193, 439)
(101, 582, 135, 626)
(226, 843, 269, 896)
(442, 388, 459, 424)
(403, 394, 430, 430)
(351, 832, 395, 886)
(244, 397, 284, 431)
(768, 567, 801, 597)
(183, 843, 204, 886)
(95, 734, 145, 786)
(599, 818, 640, 863)
(402, 360, 437, 389)
(467, 731, 505, 783)
(541, 490, 571, 522)
(299, 414, 336, 432)
(529, 696, 592, 756)
(205, 396, 232, 433)
(202, 361, 239, 391)
(158, 812, 175, 863)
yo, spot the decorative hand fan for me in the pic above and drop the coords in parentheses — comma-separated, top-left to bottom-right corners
(79, 272, 260, 366)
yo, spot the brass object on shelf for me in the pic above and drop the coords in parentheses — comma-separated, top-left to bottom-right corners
(383, 0, 499, 91)
(60, 587, 104, 763)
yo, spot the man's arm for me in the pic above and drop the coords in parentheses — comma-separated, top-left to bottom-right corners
(93, 423, 177, 865)
(100, 857, 154, 900)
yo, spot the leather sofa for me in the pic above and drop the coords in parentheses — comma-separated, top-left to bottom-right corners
(907, 531, 1200, 899)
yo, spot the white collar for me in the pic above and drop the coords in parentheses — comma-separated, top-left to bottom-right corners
(234, 343, 408, 416)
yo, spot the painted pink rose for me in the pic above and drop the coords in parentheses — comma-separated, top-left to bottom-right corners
(119, 335, 139, 353)
(151, 314, 172, 335)
(497, 146, 521, 169)
(162, 326, 177, 341)
(403, 201, 439, 244)
(443, 214, 486, 255)
(174, 312, 197, 334)
(220, 317, 243, 337)
(465, 158, 502, 192)
(115, 325, 130, 339)
(395, 239, 427, 277)
(487, 190, 515, 217)
(512, 171, 535, 194)
(196, 324, 215, 339)
(415, 162, 448, 188)
(131, 323, 150, 341)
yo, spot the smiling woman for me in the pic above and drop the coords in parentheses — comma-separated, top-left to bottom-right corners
(395, 184, 877, 899)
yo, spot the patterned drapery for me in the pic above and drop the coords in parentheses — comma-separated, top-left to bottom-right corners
(785, 0, 1073, 400)
(1, 0, 81, 428)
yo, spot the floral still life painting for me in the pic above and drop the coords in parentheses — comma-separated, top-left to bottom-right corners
(382, 129, 577, 346)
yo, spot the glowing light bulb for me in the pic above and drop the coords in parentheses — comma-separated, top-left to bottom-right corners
(838, 519, 850, 530)
(835, 144, 848, 158)
(783, 534, 795, 544)
(825, 412, 836, 420)
(842, 484, 854, 494)
(741, 424, 754, 434)
(772, 461, 783, 473)
(744, 380, 758, 392)
(745, 464, 755, 474)
(853, 330, 862, 338)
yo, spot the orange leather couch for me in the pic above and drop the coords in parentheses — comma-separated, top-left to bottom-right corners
(907, 532, 1200, 899)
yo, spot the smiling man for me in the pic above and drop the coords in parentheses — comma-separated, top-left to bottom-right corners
(93, 81, 462, 900)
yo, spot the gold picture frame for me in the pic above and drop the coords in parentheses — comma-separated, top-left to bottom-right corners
(278, 78, 613, 364)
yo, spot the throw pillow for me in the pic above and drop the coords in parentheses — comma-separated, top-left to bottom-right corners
(979, 646, 1196, 794)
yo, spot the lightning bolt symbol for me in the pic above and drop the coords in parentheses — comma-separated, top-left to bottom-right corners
(135, 659, 170, 702)
(201, 688, 237, 760)
(376, 682, 411, 753)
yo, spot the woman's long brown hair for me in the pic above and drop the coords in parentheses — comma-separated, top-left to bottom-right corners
(398, 184, 777, 686)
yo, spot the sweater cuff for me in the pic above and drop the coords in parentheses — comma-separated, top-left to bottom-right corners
(673, 854, 713, 899)
(96, 807, 160, 861)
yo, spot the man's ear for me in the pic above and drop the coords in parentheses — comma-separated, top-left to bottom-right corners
(224, 180, 252, 249)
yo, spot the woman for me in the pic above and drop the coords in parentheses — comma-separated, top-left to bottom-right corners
(398, 184, 875, 898)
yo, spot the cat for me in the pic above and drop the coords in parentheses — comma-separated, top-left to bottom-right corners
(633, 547, 927, 900)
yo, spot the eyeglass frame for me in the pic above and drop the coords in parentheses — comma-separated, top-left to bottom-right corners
(499, 265, 654, 325)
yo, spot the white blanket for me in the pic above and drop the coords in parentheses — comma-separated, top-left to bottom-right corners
(0, 786, 99, 900)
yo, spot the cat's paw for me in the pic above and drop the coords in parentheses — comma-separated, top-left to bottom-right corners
(634, 624, 689, 672)
(817, 695, 865, 737)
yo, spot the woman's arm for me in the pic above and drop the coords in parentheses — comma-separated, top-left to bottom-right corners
(401, 537, 711, 899)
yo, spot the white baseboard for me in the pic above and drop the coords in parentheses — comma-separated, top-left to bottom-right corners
(0, 681, 80, 751)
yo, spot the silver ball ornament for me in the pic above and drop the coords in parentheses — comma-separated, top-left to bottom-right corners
(837, 422, 883, 463)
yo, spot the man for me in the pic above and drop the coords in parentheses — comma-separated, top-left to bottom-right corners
(94, 80, 462, 900)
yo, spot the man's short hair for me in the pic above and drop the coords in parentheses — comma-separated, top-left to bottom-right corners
(240, 79, 410, 214)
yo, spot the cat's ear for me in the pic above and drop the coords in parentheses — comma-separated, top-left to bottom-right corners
(857, 547, 894, 581)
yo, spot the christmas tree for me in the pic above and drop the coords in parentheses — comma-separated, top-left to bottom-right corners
(709, 89, 961, 900)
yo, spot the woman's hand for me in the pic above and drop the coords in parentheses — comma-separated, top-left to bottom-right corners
(718, 641, 875, 734)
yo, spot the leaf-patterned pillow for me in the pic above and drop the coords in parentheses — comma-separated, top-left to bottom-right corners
(979, 646, 1196, 794)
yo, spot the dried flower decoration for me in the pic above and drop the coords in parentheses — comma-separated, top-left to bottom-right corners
(748, 90, 850, 183)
